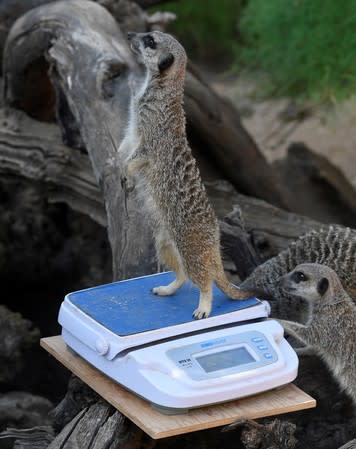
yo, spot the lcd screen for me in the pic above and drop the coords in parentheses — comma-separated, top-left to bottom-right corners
(196, 346, 255, 373)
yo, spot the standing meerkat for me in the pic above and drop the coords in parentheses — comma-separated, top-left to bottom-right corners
(278, 263, 356, 405)
(119, 31, 256, 318)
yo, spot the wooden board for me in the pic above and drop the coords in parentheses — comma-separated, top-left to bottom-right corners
(41, 336, 316, 439)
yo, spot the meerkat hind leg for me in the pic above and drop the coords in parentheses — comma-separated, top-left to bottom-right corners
(152, 242, 187, 296)
(193, 281, 213, 319)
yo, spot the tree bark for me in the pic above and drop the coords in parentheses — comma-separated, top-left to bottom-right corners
(4, 0, 158, 281)
(0, 305, 40, 383)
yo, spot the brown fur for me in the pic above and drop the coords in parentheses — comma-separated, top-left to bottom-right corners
(278, 263, 356, 406)
(121, 31, 255, 318)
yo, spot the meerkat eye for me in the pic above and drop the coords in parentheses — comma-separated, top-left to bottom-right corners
(143, 35, 156, 49)
(292, 271, 308, 283)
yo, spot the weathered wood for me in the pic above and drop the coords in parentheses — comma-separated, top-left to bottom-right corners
(47, 401, 141, 449)
(206, 181, 324, 262)
(0, 426, 54, 449)
(339, 440, 356, 449)
(0, 0, 176, 71)
(275, 142, 356, 227)
(184, 63, 289, 208)
(0, 112, 329, 282)
(229, 194, 323, 261)
(2, 0, 289, 208)
(0, 108, 106, 226)
(51, 375, 100, 432)
(4, 0, 158, 281)
(0, 305, 40, 383)
(222, 419, 297, 449)
(0, 394, 53, 442)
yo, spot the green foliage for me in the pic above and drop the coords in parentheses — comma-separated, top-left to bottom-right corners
(153, 0, 245, 64)
(238, 0, 356, 100)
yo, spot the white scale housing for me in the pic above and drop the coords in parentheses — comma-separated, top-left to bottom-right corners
(59, 272, 298, 414)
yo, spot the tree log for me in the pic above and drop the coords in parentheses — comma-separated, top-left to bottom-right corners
(0, 426, 54, 449)
(0, 111, 328, 284)
(47, 401, 143, 449)
(274, 142, 356, 227)
(338, 440, 356, 449)
(4, 0, 159, 280)
(2, 0, 289, 207)
(0, 305, 40, 384)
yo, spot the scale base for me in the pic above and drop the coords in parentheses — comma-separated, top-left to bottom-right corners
(40, 336, 316, 439)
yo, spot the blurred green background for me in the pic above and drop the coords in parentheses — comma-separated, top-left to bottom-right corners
(156, 0, 356, 101)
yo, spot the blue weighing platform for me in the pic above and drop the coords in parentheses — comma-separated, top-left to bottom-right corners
(59, 272, 270, 356)
(67, 272, 261, 335)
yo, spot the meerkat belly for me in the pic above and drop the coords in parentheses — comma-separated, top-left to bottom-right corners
(120, 104, 141, 162)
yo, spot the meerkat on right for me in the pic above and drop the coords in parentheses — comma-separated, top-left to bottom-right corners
(278, 263, 356, 405)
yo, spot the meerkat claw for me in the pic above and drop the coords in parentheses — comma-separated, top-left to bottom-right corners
(193, 309, 209, 320)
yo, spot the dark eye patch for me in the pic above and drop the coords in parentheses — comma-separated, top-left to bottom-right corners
(292, 271, 308, 283)
(143, 35, 156, 49)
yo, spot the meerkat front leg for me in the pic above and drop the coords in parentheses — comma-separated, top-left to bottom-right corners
(278, 319, 311, 346)
(295, 346, 314, 356)
(127, 157, 149, 177)
(122, 155, 149, 192)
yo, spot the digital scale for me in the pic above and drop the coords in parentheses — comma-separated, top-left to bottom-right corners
(59, 272, 298, 414)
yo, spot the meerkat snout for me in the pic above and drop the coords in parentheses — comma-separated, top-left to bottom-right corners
(280, 265, 330, 302)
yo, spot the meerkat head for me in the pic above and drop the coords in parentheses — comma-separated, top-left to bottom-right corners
(279, 263, 336, 304)
(127, 31, 187, 81)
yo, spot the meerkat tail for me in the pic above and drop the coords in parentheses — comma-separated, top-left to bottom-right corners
(214, 269, 257, 300)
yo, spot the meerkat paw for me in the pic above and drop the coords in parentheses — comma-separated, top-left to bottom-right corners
(120, 176, 135, 193)
(152, 285, 174, 296)
(192, 307, 211, 320)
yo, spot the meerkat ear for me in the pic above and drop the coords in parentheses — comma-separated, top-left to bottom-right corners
(158, 53, 174, 72)
(317, 277, 329, 296)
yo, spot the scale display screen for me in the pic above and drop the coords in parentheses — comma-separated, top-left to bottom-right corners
(196, 347, 255, 373)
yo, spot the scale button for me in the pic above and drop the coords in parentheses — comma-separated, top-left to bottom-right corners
(264, 353, 273, 359)
(95, 338, 109, 355)
(258, 345, 268, 351)
(251, 337, 264, 343)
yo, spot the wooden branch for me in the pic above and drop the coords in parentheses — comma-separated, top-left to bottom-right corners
(0, 391, 53, 438)
(206, 181, 323, 261)
(47, 402, 143, 449)
(2, 0, 289, 207)
(4, 0, 158, 281)
(0, 426, 54, 449)
(51, 376, 100, 431)
(338, 440, 356, 449)
(184, 63, 289, 209)
(0, 113, 329, 283)
(0, 108, 106, 226)
(275, 142, 356, 227)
